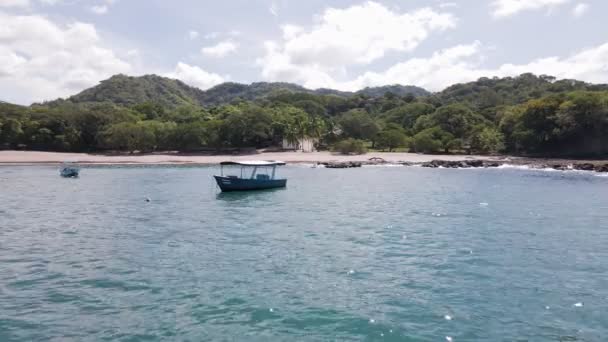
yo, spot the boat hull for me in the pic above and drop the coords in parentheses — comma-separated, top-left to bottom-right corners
(214, 176, 287, 192)
(60, 168, 79, 178)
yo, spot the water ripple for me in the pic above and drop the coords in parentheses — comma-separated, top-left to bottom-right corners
(0, 166, 607, 340)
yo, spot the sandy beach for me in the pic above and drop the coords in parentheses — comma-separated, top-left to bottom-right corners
(0, 150, 502, 165)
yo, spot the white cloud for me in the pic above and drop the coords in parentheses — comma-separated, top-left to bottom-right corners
(38, 0, 61, 5)
(348, 42, 485, 91)
(354, 41, 608, 91)
(90, 4, 107, 14)
(572, 3, 589, 17)
(188, 30, 199, 40)
(165, 62, 225, 90)
(273, 2, 455, 68)
(491, 42, 608, 84)
(269, 1, 278, 16)
(201, 40, 238, 57)
(0, 11, 131, 104)
(438, 2, 458, 9)
(259, 37, 608, 92)
(89, 0, 117, 15)
(491, 0, 571, 18)
(258, 1, 456, 89)
(126, 49, 138, 57)
(204, 31, 240, 40)
(0, 0, 29, 7)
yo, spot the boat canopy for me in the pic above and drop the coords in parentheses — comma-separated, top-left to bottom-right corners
(219, 160, 286, 166)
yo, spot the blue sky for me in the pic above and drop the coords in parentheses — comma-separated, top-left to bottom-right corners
(0, 0, 606, 104)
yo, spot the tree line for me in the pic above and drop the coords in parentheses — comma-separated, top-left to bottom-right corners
(1, 74, 608, 157)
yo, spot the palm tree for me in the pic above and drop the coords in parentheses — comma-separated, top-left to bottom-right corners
(284, 124, 300, 150)
(307, 115, 326, 140)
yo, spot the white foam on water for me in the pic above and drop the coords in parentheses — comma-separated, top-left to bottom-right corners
(496, 164, 608, 176)
(369, 318, 375, 324)
(288, 163, 314, 168)
(362, 164, 404, 168)
(444, 315, 452, 320)
(496, 164, 562, 172)
(479, 202, 489, 206)
(446, 336, 453, 342)
(545, 306, 550, 310)
(347, 269, 355, 275)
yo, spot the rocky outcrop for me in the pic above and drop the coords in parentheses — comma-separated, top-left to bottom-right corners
(573, 163, 595, 171)
(420, 160, 502, 169)
(594, 164, 608, 172)
(318, 158, 608, 172)
(322, 161, 363, 168)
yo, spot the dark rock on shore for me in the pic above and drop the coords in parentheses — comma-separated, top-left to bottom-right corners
(322, 161, 363, 168)
(594, 164, 608, 172)
(420, 160, 502, 169)
(573, 163, 595, 171)
(319, 158, 608, 172)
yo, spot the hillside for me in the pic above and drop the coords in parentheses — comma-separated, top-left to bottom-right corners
(51, 74, 429, 108)
(356, 85, 429, 98)
(65, 74, 205, 108)
(434, 73, 608, 111)
(198, 82, 318, 106)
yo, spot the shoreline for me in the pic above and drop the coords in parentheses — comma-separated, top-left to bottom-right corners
(0, 150, 607, 172)
(0, 150, 499, 165)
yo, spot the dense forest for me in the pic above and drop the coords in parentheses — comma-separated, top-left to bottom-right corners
(1, 73, 608, 157)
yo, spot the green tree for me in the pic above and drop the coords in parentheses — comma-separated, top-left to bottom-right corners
(376, 127, 408, 152)
(412, 129, 441, 153)
(427, 103, 486, 139)
(132, 102, 166, 120)
(101, 122, 156, 153)
(0, 119, 24, 147)
(412, 127, 457, 153)
(383, 102, 435, 129)
(294, 100, 326, 117)
(333, 138, 367, 155)
(337, 109, 379, 140)
(472, 127, 505, 154)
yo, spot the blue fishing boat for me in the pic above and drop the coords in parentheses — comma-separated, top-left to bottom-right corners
(214, 161, 287, 192)
(60, 162, 80, 178)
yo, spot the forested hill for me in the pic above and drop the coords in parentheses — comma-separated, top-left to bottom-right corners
(2, 73, 608, 158)
(432, 73, 608, 114)
(65, 74, 205, 108)
(49, 74, 430, 108)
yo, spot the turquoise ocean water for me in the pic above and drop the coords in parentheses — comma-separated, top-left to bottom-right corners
(1, 165, 607, 341)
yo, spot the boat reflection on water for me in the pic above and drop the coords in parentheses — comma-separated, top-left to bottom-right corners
(215, 187, 286, 202)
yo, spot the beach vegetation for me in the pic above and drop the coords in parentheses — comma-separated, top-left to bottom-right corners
(2, 73, 608, 157)
(333, 138, 367, 155)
